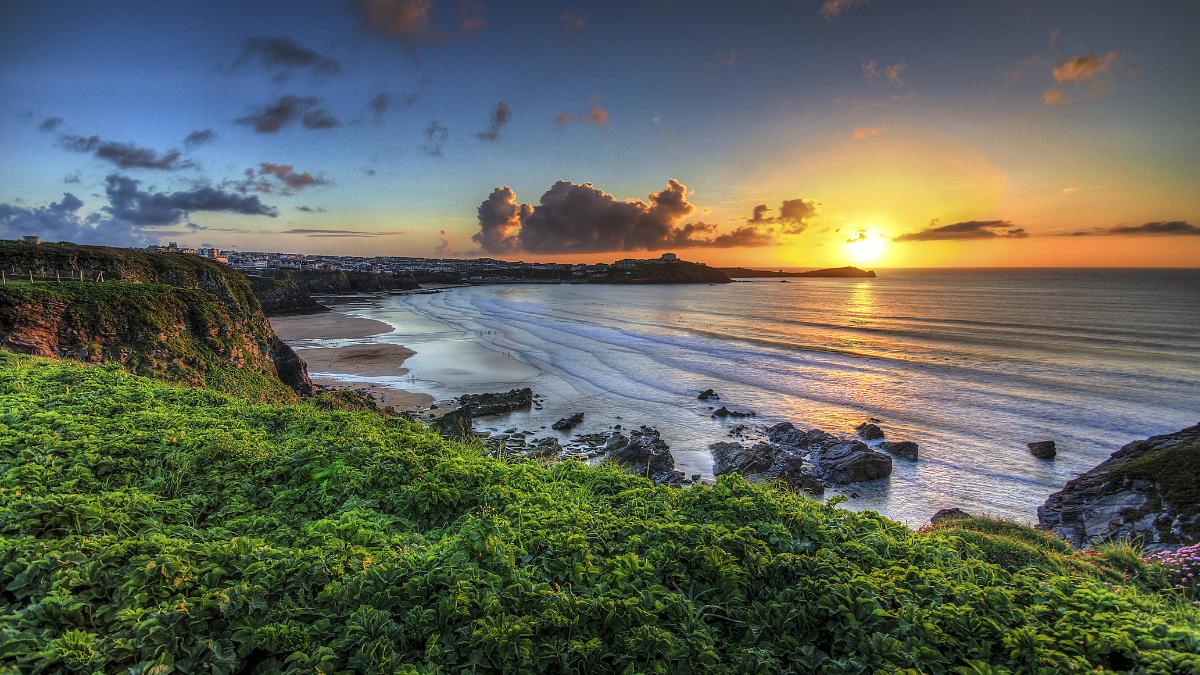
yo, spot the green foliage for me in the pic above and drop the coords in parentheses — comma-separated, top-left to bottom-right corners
(1, 353, 1198, 673)
(1110, 437, 1200, 521)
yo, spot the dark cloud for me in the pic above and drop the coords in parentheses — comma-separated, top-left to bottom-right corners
(232, 36, 341, 79)
(423, 120, 448, 156)
(360, 0, 446, 60)
(59, 134, 190, 170)
(475, 101, 511, 142)
(744, 198, 817, 234)
(0, 192, 150, 247)
(473, 179, 776, 254)
(63, 172, 81, 184)
(259, 163, 330, 191)
(227, 163, 330, 195)
(38, 116, 63, 132)
(1070, 221, 1200, 237)
(369, 91, 419, 121)
(183, 129, 216, 148)
(435, 228, 452, 255)
(296, 205, 326, 213)
(235, 95, 342, 133)
(282, 228, 404, 238)
(104, 174, 277, 226)
(561, 10, 588, 33)
(895, 219, 1028, 242)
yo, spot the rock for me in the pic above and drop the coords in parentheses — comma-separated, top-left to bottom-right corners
(526, 437, 562, 459)
(603, 432, 630, 453)
(818, 440, 892, 484)
(698, 388, 720, 401)
(457, 388, 534, 417)
(856, 422, 885, 440)
(709, 440, 823, 495)
(880, 440, 919, 460)
(430, 407, 474, 440)
(552, 412, 584, 431)
(607, 427, 675, 482)
(1028, 440, 1056, 459)
(1038, 424, 1200, 550)
(930, 508, 971, 525)
(712, 406, 755, 418)
(690, 474, 702, 482)
(765, 422, 832, 448)
(710, 442, 773, 476)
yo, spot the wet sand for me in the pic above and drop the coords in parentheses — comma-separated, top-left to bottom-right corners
(270, 308, 435, 411)
(270, 311, 393, 341)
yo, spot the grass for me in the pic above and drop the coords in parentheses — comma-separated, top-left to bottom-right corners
(0, 352, 1197, 672)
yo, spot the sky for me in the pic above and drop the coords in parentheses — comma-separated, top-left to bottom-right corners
(1, 0, 1198, 268)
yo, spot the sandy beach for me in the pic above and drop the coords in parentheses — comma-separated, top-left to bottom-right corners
(270, 308, 435, 410)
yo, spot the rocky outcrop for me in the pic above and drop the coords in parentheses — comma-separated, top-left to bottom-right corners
(431, 407, 475, 440)
(0, 242, 313, 399)
(930, 508, 971, 525)
(880, 441, 919, 460)
(766, 423, 832, 448)
(605, 427, 681, 485)
(552, 412, 584, 431)
(698, 388, 720, 401)
(247, 275, 328, 316)
(1038, 424, 1200, 550)
(819, 440, 893, 484)
(719, 266, 876, 279)
(856, 422, 885, 440)
(709, 441, 823, 494)
(457, 388, 534, 417)
(1028, 441, 1057, 459)
(257, 268, 419, 295)
(712, 406, 755, 418)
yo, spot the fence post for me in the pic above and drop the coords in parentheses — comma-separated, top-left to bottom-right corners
(29, 270, 33, 282)
(56, 270, 61, 283)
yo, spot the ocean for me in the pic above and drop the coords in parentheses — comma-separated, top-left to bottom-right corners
(301, 269, 1200, 526)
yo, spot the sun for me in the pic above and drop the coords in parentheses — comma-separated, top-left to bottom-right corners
(844, 229, 889, 266)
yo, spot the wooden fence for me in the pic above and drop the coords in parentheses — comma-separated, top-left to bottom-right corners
(1, 269, 108, 284)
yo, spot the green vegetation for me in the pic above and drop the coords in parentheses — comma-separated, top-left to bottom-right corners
(0, 281, 296, 403)
(1, 353, 1198, 672)
(1110, 436, 1200, 522)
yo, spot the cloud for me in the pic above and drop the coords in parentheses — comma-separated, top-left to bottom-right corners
(1060, 186, 1079, 194)
(846, 228, 868, 243)
(862, 60, 879, 79)
(1049, 28, 1061, 47)
(1053, 52, 1119, 83)
(423, 120, 448, 155)
(231, 163, 330, 195)
(0, 192, 150, 246)
(59, 134, 191, 170)
(282, 228, 405, 238)
(561, 10, 588, 33)
(473, 179, 775, 254)
(894, 219, 1028, 242)
(852, 126, 881, 140)
(235, 95, 341, 133)
(863, 60, 905, 85)
(712, 49, 741, 69)
(821, 0, 869, 19)
(475, 101, 511, 142)
(554, 103, 609, 128)
(232, 36, 340, 79)
(1042, 88, 1070, 106)
(183, 128, 216, 148)
(885, 62, 906, 86)
(296, 205, 326, 213)
(369, 91, 419, 121)
(435, 229, 452, 254)
(458, 0, 484, 33)
(38, 116, 63, 132)
(360, 0, 445, 54)
(745, 198, 818, 234)
(1069, 221, 1200, 237)
(63, 172, 81, 184)
(104, 174, 277, 226)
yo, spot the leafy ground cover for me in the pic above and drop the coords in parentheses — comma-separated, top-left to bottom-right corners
(1, 352, 1198, 672)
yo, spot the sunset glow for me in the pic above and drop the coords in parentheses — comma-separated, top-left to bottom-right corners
(844, 230, 890, 266)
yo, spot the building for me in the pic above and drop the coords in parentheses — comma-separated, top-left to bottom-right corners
(22, 235, 41, 245)
(659, 252, 678, 262)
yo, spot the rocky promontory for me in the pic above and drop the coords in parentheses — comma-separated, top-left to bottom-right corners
(1038, 424, 1200, 550)
(719, 266, 876, 279)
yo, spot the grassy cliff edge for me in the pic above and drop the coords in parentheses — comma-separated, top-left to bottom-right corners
(0, 353, 1196, 672)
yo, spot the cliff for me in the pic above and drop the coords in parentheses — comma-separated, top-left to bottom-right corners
(258, 268, 420, 294)
(719, 265, 876, 278)
(1, 352, 1193, 672)
(595, 260, 731, 284)
(0, 241, 312, 400)
(247, 275, 329, 316)
(1039, 424, 1200, 550)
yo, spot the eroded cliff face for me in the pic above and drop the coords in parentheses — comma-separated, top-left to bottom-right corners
(1038, 424, 1200, 550)
(0, 242, 313, 399)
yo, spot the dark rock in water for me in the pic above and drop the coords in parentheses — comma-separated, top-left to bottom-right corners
(552, 412, 584, 431)
(930, 508, 971, 525)
(457, 388, 534, 417)
(709, 440, 823, 495)
(1038, 424, 1200, 550)
(526, 437, 562, 459)
(607, 427, 675, 483)
(765, 422, 832, 448)
(856, 422, 885, 440)
(818, 440, 892, 484)
(698, 388, 720, 401)
(880, 440, 919, 460)
(1028, 440, 1057, 459)
(712, 406, 755, 418)
(690, 474, 702, 482)
(431, 407, 474, 440)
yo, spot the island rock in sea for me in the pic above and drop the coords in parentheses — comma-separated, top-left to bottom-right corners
(457, 388, 534, 417)
(1038, 424, 1200, 550)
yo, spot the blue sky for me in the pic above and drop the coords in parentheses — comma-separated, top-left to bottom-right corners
(2, 0, 1198, 266)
